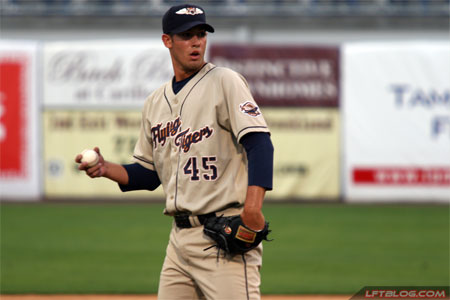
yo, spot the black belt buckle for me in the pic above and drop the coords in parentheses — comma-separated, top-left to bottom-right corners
(174, 214, 191, 228)
(198, 212, 215, 225)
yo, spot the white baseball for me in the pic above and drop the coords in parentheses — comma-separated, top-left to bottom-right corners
(81, 149, 99, 167)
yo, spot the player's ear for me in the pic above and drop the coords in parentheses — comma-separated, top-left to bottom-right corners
(162, 34, 173, 49)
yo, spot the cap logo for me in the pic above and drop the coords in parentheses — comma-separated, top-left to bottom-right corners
(176, 7, 204, 15)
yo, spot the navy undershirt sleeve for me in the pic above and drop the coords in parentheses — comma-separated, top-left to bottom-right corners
(240, 132, 274, 190)
(119, 163, 161, 192)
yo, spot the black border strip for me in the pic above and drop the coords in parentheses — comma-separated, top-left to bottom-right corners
(237, 126, 268, 141)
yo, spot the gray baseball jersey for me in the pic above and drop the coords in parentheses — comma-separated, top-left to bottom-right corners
(133, 63, 270, 215)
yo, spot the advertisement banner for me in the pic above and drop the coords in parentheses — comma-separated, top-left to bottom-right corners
(44, 110, 164, 199)
(342, 42, 450, 202)
(43, 40, 172, 108)
(0, 41, 40, 200)
(44, 108, 340, 200)
(210, 44, 341, 200)
(263, 108, 340, 200)
(210, 44, 339, 107)
(0, 58, 25, 177)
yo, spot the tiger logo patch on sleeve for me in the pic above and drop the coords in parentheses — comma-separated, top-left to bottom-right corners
(239, 101, 261, 117)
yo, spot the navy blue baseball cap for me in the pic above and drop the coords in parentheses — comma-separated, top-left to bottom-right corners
(162, 4, 215, 34)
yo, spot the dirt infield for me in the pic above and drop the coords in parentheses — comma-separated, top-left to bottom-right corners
(0, 295, 351, 300)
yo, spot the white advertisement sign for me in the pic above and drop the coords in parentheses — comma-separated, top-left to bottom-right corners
(0, 40, 40, 200)
(43, 40, 173, 108)
(343, 42, 450, 202)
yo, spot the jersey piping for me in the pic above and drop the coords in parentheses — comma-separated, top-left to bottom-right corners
(242, 254, 250, 300)
(174, 64, 217, 213)
(179, 66, 217, 116)
(163, 89, 173, 114)
(133, 155, 155, 166)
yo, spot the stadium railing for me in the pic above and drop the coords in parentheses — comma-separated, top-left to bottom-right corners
(1, 0, 449, 17)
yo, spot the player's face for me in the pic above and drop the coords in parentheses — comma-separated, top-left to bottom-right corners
(163, 26, 207, 80)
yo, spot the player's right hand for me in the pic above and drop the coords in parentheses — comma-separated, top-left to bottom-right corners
(75, 147, 106, 178)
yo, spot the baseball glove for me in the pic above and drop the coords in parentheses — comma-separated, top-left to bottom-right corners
(203, 215, 271, 255)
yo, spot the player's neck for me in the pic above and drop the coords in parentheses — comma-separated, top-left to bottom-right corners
(173, 64, 205, 82)
(174, 70, 195, 82)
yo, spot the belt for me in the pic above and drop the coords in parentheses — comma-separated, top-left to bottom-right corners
(174, 212, 216, 228)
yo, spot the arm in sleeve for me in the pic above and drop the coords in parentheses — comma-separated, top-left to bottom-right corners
(119, 163, 161, 192)
(240, 132, 274, 191)
(216, 68, 270, 142)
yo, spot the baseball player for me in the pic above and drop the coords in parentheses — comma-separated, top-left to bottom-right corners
(76, 3, 274, 299)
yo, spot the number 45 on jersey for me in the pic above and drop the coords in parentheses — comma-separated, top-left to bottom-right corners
(183, 156, 217, 181)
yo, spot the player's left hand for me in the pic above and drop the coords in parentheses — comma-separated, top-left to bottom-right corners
(240, 210, 266, 231)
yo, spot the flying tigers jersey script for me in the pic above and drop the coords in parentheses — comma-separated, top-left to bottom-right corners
(133, 63, 270, 215)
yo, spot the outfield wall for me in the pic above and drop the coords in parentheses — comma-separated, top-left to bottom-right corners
(0, 40, 449, 202)
(42, 40, 171, 199)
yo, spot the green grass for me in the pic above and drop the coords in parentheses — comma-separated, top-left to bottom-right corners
(261, 204, 449, 294)
(1, 203, 448, 294)
(1, 203, 171, 294)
